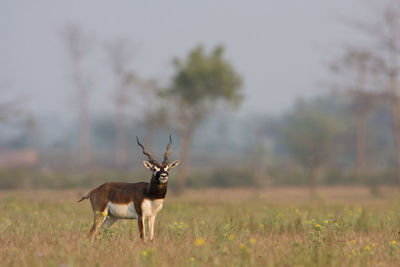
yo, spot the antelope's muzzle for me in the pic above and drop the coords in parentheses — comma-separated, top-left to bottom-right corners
(159, 173, 168, 183)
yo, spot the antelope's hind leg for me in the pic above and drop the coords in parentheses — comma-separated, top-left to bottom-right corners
(103, 215, 117, 228)
(88, 209, 108, 243)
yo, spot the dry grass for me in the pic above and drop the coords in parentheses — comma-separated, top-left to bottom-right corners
(1, 187, 400, 266)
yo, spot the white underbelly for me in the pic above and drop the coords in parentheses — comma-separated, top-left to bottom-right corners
(108, 202, 138, 219)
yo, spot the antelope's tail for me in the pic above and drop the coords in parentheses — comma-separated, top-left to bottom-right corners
(77, 193, 90, 203)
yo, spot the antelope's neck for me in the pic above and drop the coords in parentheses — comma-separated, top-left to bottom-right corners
(147, 179, 167, 199)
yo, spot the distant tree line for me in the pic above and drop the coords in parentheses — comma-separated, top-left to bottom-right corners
(3, 1, 400, 195)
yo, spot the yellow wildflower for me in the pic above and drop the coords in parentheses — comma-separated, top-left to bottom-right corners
(228, 234, 234, 241)
(364, 245, 371, 251)
(239, 243, 246, 250)
(249, 238, 257, 244)
(141, 250, 148, 257)
(392, 240, 397, 244)
(101, 211, 107, 217)
(324, 220, 329, 224)
(190, 257, 195, 262)
(194, 237, 205, 246)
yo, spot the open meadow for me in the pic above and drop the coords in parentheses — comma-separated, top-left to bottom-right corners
(1, 187, 400, 266)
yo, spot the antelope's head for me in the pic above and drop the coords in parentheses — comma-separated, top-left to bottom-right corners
(137, 135, 180, 184)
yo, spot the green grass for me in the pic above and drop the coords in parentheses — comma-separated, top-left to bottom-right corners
(1, 187, 400, 266)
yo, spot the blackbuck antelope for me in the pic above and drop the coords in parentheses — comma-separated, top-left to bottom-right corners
(77, 136, 180, 243)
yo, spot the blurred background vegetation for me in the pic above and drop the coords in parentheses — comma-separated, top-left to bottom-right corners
(2, 1, 400, 195)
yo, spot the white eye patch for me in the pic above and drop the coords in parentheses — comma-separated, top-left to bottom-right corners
(154, 166, 160, 172)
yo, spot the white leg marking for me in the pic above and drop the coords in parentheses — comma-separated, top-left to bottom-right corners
(142, 216, 147, 242)
(149, 216, 156, 242)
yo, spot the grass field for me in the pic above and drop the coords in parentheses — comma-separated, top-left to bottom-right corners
(1, 187, 400, 266)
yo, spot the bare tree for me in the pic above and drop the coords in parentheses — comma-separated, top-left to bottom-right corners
(131, 77, 165, 150)
(62, 24, 93, 168)
(354, 2, 400, 185)
(331, 49, 385, 175)
(105, 39, 134, 167)
(383, 5, 400, 186)
(105, 38, 168, 166)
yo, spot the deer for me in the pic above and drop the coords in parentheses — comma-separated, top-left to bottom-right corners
(77, 136, 180, 243)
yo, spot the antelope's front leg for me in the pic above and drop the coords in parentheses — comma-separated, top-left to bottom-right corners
(148, 216, 156, 243)
(138, 215, 146, 242)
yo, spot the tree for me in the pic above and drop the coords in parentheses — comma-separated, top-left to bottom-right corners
(330, 49, 384, 176)
(350, 1, 400, 186)
(380, 4, 400, 187)
(130, 77, 168, 150)
(105, 38, 166, 165)
(283, 105, 342, 198)
(105, 39, 134, 167)
(62, 24, 93, 168)
(164, 45, 243, 193)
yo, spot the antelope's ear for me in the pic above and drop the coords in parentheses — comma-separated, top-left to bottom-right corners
(143, 161, 153, 170)
(165, 160, 180, 171)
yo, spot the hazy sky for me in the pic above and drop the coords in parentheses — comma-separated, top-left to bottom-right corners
(0, 0, 367, 119)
